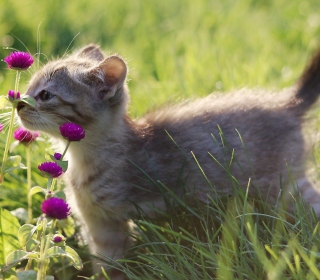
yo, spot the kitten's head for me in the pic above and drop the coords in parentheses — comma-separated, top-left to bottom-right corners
(17, 44, 128, 137)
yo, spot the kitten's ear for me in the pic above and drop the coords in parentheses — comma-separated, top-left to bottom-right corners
(75, 44, 105, 61)
(90, 55, 127, 101)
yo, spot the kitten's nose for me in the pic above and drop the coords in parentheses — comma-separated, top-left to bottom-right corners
(16, 102, 25, 112)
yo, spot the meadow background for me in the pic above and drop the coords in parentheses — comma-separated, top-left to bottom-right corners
(1, 0, 320, 279)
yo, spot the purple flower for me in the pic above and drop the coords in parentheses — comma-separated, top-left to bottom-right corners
(4, 51, 34, 70)
(14, 127, 40, 144)
(54, 153, 62, 160)
(41, 197, 70, 220)
(8, 90, 20, 100)
(59, 122, 85, 141)
(53, 235, 65, 243)
(0, 123, 3, 132)
(38, 162, 64, 178)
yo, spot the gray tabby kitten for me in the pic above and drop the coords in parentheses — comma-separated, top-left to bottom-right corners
(17, 45, 320, 278)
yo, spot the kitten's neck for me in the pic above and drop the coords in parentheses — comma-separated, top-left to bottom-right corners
(65, 115, 143, 166)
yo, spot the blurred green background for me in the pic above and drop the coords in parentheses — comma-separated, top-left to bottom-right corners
(1, 0, 320, 117)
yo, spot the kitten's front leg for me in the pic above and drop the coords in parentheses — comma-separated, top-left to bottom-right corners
(87, 217, 134, 280)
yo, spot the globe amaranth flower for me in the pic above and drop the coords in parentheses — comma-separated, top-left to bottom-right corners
(8, 90, 20, 101)
(41, 197, 70, 220)
(54, 153, 62, 160)
(53, 234, 65, 243)
(38, 162, 64, 178)
(4, 51, 34, 70)
(14, 127, 40, 144)
(59, 122, 85, 141)
(0, 123, 3, 132)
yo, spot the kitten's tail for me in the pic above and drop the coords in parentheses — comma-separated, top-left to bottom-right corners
(290, 50, 320, 116)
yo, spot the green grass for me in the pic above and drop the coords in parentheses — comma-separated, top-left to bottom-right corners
(120, 196, 320, 280)
(1, 0, 320, 279)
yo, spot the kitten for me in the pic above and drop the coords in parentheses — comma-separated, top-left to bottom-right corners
(17, 45, 320, 278)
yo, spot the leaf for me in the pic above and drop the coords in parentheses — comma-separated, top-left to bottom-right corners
(0, 266, 16, 276)
(6, 250, 38, 266)
(49, 155, 68, 172)
(10, 208, 28, 223)
(53, 190, 66, 200)
(65, 246, 83, 270)
(29, 186, 46, 197)
(48, 154, 55, 161)
(0, 208, 21, 266)
(6, 250, 28, 264)
(17, 270, 37, 280)
(57, 216, 75, 237)
(20, 95, 36, 108)
(9, 141, 20, 153)
(5, 156, 27, 172)
(30, 223, 42, 237)
(6, 156, 22, 167)
(26, 238, 40, 252)
(18, 224, 35, 247)
(45, 246, 82, 269)
(5, 164, 28, 173)
(45, 246, 67, 258)
(58, 160, 68, 172)
(0, 96, 9, 110)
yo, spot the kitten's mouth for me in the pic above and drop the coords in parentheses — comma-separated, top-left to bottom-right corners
(16, 103, 38, 129)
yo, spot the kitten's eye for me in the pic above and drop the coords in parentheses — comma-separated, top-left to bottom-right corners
(38, 90, 54, 101)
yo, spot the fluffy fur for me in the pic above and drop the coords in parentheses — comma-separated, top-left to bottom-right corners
(17, 45, 320, 279)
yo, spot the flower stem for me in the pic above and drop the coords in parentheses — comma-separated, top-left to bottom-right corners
(37, 218, 56, 280)
(14, 70, 21, 93)
(0, 105, 16, 184)
(25, 259, 33, 271)
(0, 70, 21, 185)
(61, 141, 71, 160)
(46, 178, 53, 192)
(49, 179, 56, 193)
(45, 178, 57, 197)
(26, 146, 32, 223)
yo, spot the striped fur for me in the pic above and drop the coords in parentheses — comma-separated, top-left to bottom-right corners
(17, 45, 320, 279)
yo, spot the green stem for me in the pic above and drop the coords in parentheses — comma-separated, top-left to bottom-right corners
(36, 218, 47, 280)
(0, 70, 21, 185)
(44, 177, 57, 195)
(26, 146, 32, 223)
(61, 141, 71, 160)
(0, 105, 16, 184)
(37, 218, 56, 280)
(43, 140, 71, 196)
(46, 178, 53, 192)
(25, 259, 33, 271)
(14, 70, 21, 93)
(49, 178, 56, 193)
